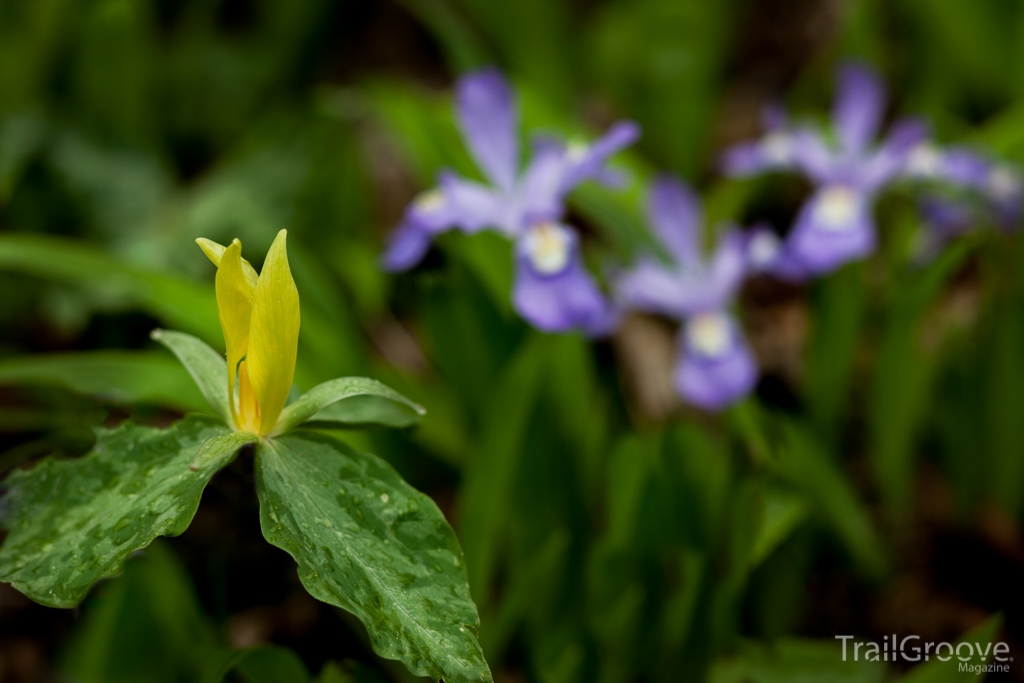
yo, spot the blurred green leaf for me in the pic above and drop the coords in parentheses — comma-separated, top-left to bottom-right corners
(458, 332, 547, 601)
(868, 240, 973, 519)
(399, 0, 488, 73)
(481, 528, 569, 661)
(805, 263, 867, 443)
(313, 662, 353, 683)
(0, 415, 232, 607)
(750, 489, 809, 568)
(587, 0, 733, 175)
(222, 646, 311, 683)
(61, 541, 219, 683)
(255, 430, 491, 683)
(452, 0, 573, 107)
(710, 638, 886, 683)
(0, 233, 220, 343)
(0, 350, 210, 413)
(772, 424, 887, 578)
(900, 615, 1003, 683)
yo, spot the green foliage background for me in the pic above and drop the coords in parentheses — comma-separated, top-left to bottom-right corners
(2, 0, 1024, 681)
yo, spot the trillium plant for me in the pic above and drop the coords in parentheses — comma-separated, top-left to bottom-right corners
(0, 231, 492, 683)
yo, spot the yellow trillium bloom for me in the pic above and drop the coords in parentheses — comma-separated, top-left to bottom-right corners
(197, 230, 300, 436)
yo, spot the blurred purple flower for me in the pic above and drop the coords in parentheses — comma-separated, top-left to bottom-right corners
(721, 104, 797, 176)
(723, 62, 928, 278)
(901, 142, 1022, 256)
(615, 176, 758, 411)
(382, 67, 639, 336)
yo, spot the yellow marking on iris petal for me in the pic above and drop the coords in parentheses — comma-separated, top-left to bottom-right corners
(214, 240, 256, 430)
(196, 237, 259, 291)
(246, 229, 300, 436)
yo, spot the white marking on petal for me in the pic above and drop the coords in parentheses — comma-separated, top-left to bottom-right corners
(748, 231, 781, 268)
(813, 185, 859, 232)
(523, 222, 572, 275)
(566, 139, 589, 163)
(414, 188, 445, 213)
(987, 166, 1021, 201)
(687, 312, 732, 358)
(905, 143, 944, 178)
(761, 132, 793, 165)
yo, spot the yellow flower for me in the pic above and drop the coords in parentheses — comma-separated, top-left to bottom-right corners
(196, 230, 300, 436)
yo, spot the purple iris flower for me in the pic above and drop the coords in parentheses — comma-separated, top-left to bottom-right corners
(901, 142, 1022, 254)
(615, 176, 758, 411)
(382, 67, 640, 336)
(723, 62, 928, 278)
(721, 104, 797, 176)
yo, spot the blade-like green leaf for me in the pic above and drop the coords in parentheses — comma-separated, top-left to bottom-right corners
(772, 424, 888, 578)
(255, 431, 491, 683)
(0, 415, 233, 608)
(900, 615, 1004, 683)
(151, 329, 231, 424)
(61, 541, 218, 683)
(710, 638, 886, 683)
(750, 489, 810, 568)
(0, 233, 221, 342)
(208, 646, 311, 683)
(0, 350, 209, 413)
(273, 377, 425, 435)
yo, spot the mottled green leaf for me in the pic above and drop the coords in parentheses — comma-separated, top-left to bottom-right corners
(255, 431, 491, 683)
(274, 377, 425, 435)
(0, 415, 233, 608)
(191, 431, 258, 471)
(151, 329, 231, 424)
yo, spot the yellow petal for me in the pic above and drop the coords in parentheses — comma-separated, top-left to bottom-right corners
(214, 240, 256, 429)
(236, 360, 261, 434)
(196, 237, 259, 291)
(246, 229, 300, 435)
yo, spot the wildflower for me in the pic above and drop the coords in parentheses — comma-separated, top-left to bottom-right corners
(196, 229, 299, 436)
(901, 142, 1022, 256)
(723, 62, 927, 277)
(614, 176, 757, 410)
(382, 67, 639, 335)
(721, 104, 797, 176)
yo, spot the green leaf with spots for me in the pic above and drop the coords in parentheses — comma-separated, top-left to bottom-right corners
(191, 431, 258, 471)
(0, 415, 234, 608)
(255, 431, 491, 683)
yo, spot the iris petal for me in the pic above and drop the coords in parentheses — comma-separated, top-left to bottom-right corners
(246, 230, 300, 435)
